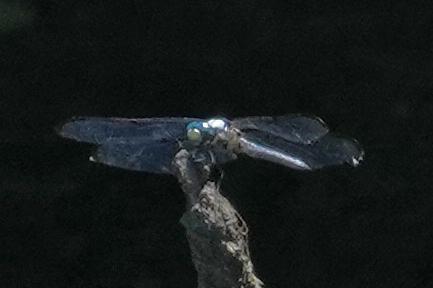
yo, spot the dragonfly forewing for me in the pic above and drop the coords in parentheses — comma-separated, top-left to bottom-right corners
(232, 114, 329, 144)
(57, 117, 198, 144)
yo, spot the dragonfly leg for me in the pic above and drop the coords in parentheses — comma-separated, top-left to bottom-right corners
(205, 150, 225, 188)
(190, 149, 224, 185)
(215, 169, 224, 191)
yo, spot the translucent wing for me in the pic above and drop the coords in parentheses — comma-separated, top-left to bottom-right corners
(238, 130, 364, 170)
(90, 138, 179, 174)
(57, 117, 200, 144)
(232, 114, 329, 144)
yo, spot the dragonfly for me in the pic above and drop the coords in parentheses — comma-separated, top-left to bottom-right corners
(57, 115, 364, 174)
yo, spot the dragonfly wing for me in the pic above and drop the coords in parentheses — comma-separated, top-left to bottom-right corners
(238, 131, 364, 170)
(232, 114, 329, 144)
(90, 138, 179, 174)
(57, 117, 200, 144)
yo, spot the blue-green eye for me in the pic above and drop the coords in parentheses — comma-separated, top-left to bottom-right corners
(187, 128, 202, 142)
(186, 121, 205, 142)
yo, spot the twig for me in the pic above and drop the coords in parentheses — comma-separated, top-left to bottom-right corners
(172, 149, 264, 288)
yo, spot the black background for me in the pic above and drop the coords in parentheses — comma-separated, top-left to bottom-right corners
(1, 0, 433, 287)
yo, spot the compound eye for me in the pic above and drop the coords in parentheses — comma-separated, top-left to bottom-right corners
(187, 128, 202, 142)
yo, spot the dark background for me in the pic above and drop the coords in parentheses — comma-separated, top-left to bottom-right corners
(1, 0, 432, 287)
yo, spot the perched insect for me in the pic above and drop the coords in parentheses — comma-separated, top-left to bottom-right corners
(57, 115, 364, 174)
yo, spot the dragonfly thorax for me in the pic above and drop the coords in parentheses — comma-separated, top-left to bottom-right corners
(186, 118, 230, 145)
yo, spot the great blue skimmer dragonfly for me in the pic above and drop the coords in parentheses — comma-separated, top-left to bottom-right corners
(57, 115, 364, 174)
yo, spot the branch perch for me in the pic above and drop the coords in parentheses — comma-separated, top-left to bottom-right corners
(172, 149, 264, 288)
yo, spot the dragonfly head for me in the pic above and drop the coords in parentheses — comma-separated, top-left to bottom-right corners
(186, 118, 230, 144)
